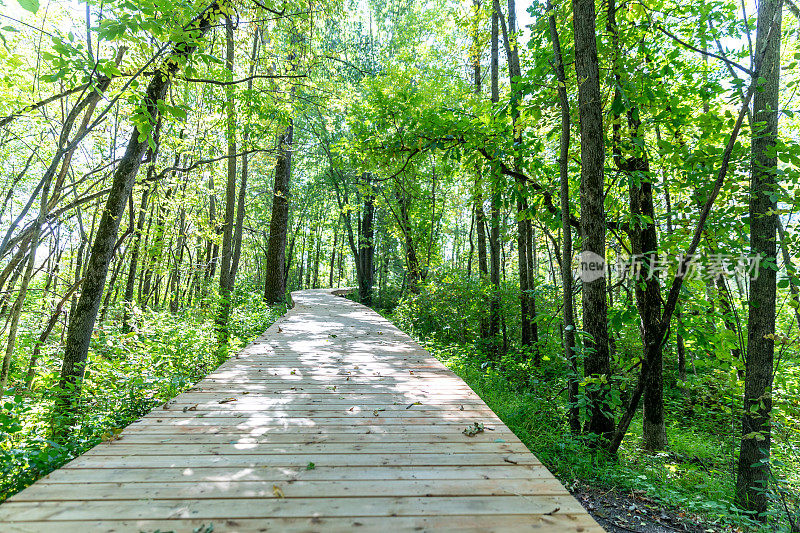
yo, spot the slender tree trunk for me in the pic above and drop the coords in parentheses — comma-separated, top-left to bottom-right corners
(476, 188, 489, 339)
(25, 279, 82, 390)
(122, 185, 150, 332)
(736, 0, 781, 517)
(329, 224, 338, 287)
(487, 2, 502, 351)
(777, 218, 800, 331)
(548, 1, 579, 433)
(217, 16, 237, 343)
(471, 0, 488, 340)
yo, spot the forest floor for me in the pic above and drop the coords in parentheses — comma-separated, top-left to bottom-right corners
(573, 483, 724, 533)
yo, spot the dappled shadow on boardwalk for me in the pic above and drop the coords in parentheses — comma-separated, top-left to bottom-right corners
(0, 289, 602, 532)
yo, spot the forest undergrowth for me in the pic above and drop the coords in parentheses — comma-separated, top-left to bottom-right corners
(380, 276, 800, 532)
(0, 289, 285, 502)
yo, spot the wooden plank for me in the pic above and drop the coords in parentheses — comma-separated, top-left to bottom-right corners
(80, 441, 530, 456)
(2, 514, 604, 533)
(37, 465, 556, 484)
(128, 416, 502, 426)
(121, 423, 508, 435)
(63, 452, 539, 469)
(159, 396, 488, 406)
(143, 408, 494, 418)
(0, 495, 586, 521)
(83, 431, 522, 445)
(9, 478, 569, 501)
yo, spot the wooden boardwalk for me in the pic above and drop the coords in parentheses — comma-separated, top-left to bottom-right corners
(1, 289, 602, 532)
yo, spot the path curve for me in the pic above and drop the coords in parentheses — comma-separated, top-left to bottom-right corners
(1, 289, 601, 532)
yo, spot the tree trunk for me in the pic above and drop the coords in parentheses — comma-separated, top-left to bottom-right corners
(547, 0, 579, 434)
(55, 2, 222, 433)
(229, 30, 258, 294)
(217, 16, 238, 342)
(573, 0, 613, 439)
(396, 188, 421, 294)
(263, 122, 293, 303)
(122, 184, 151, 332)
(736, 0, 781, 517)
(359, 176, 375, 305)
(487, 2, 501, 351)
(329, 224, 338, 287)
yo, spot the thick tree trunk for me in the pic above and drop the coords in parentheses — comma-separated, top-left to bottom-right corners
(396, 188, 421, 294)
(736, 0, 781, 517)
(604, 0, 666, 451)
(264, 122, 293, 303)
(630, 159, 667, 451)
(572, 0, 613, 439)
(359, 177, 375, 305)
(55, 2, 221, 432)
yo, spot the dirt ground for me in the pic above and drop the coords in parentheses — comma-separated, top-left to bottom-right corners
(572, 483, 738, 533)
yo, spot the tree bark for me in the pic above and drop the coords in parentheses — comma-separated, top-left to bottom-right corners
(217, 16, 237, 342)
(487, 3, 501, 351)
(573, 0, 613, 439)
(55, 2, 222, 432)
(736, 0, 781, 517)
(263, 121, 294, 303)
(547, 0, 579, 434)
(359, 176, 375, 305)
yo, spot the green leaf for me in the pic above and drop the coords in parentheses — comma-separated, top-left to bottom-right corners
(16, 0, 39, 13)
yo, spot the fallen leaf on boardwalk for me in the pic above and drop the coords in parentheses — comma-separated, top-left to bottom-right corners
(373, 409, 385, 416)
(462, 422, 484, 437)
(544, 507, 560, 515)
(409, 371, 414, 375)
(503, 456, 518, 464)
(348, 406, 355, 411)
(459, 405, 464, 411)
(278, 327, 283, 333)
(329, 334, 337, 338)
(273, 485, 285, 498)
(306, 462, 316, 470)
(182, 404, 198, 412)
(406, 402, 422, 409)
(162, 402, 172, 410)
(218, 398, 237, 404)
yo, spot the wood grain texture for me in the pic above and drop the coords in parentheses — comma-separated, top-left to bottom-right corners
(2, 289, 601, 532)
